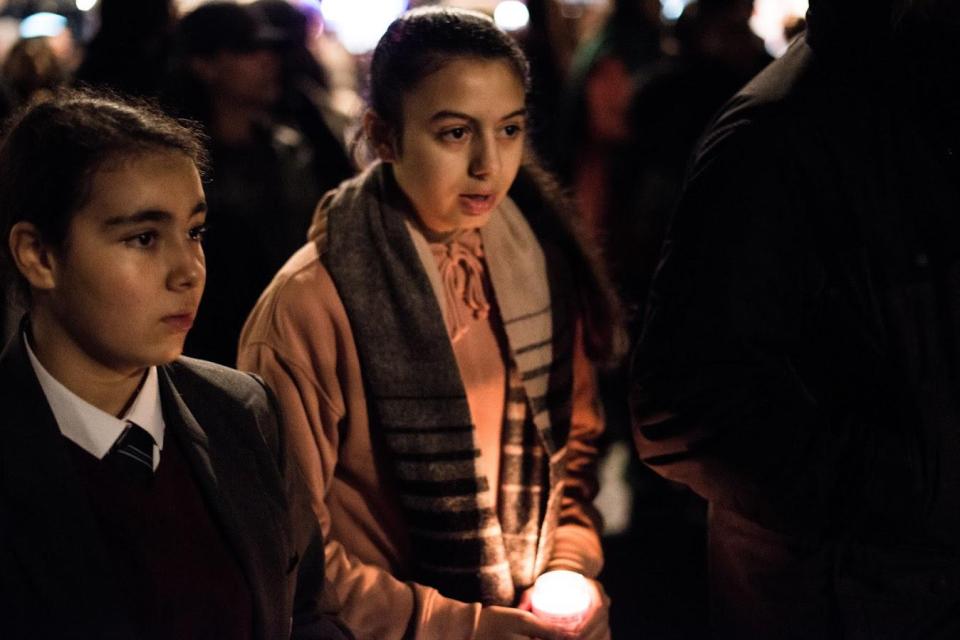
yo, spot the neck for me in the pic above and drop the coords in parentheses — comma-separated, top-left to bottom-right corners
(28, 310, 147, 418)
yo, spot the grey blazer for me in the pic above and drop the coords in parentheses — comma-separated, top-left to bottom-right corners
(0, 331, 352, 640)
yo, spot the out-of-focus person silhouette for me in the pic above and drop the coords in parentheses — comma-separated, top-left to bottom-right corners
(632, 0, 960, 637)
(554, 0, 663, 246)
(520, 0, 569, 170)
(166, 0, 324, 366)
(254, 0, 353, 195)
(74, 0, 176, 98)
(618, 0, 770, 322)
(2, 36, 65, 107)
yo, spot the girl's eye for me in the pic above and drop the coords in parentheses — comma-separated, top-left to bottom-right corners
(502, 123, 524, 138)
(441, 127, 469, 141)
(125, 231, 157, 248)
(189, 224, 208, 242)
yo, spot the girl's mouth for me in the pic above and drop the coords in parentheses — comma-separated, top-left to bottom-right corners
(459, 193, 495, 215)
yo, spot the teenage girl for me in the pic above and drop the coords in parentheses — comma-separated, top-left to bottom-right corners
(239, 8, 621, 640)
(0, 89, 350, 639)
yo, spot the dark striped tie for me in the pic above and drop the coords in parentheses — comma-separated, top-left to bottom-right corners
(108, 422, 155, 481)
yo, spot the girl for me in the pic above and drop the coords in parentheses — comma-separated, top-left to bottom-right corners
(0, 89, 349, 639)
(239, 8, 621, 640)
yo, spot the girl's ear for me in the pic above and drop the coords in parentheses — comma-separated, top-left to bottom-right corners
(363, 110, 398, 162)
(9, 221, 57, 291)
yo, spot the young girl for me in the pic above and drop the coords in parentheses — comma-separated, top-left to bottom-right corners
(239, 8, 621, 640)
(0, 90, 349, 639)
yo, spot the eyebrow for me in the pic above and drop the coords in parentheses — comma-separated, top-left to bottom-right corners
(102, 201, 207, 227)
(429, 108, 527, 123)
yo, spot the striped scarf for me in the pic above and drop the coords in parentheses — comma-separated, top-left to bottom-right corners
(321, 163, 576, 605)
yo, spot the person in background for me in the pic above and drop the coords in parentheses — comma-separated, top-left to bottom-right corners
(239, 7, 621, 640)
(632, 0, 960, 637)
(2, 36, 67, 108)
(74, 0, 177, 99)
(255, 0, 355, 195)
(620, 0, 770, 324)
(166, 0, 324, 366)
(0, 88, 351, 639)
(554, 0, 664, 250)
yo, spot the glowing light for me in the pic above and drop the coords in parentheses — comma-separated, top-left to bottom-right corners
(19, 12, 67, 39)
(661, 0, 692, 21)
(750, 0, 809, 57)
(76, 0, 97, 11)
(530, 570, 592, 631)
(320, 0, 407, 55)
(494, 1, 529, 31)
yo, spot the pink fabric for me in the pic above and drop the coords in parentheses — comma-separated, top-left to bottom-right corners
(430, 229, 491, 343)
(429, 229, 505, 508)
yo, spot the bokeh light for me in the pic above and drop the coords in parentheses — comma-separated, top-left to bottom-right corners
(750, 0, 808, 56)
(494, 1, 530, 31)
(320, 0, 407, 55)
(19, 12, 67, 39)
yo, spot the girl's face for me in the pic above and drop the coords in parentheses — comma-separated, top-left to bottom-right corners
(42, 150, 207, 375)
(387, 57, 526, 233)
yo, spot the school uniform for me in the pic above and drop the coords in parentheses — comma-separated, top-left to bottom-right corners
(0, 328, 352, 640)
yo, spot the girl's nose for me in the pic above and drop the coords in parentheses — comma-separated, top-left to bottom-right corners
(168, 240, 205, 291)
(469, 133, 500, 179)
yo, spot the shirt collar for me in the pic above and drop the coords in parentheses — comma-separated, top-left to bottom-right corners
(24, 334, 165, 464)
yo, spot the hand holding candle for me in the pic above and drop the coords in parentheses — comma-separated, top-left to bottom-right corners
(530, 570, 593, 632)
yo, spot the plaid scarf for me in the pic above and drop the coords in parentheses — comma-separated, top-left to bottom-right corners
(320, 163, 576, 605)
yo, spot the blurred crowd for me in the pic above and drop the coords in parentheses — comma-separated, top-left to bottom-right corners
(0, 0, 802, 364)
(0, 1, 804, 636)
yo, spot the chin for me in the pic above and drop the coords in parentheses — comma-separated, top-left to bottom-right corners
(148, 342, 186, 367)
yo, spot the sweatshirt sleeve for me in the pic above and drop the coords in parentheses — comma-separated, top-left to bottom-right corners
(237, 247, 482, 640)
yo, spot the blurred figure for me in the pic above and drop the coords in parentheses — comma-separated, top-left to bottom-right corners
(255, 0, 354, 195)
(618, 0, 771, 320)
(16, 12, 79, 75)
(167, 1, 323, 366)
(633, 0, 960, 637)
(555, 0, 663, 206)
(520, 0, 569, 169)
(74, 0, 177, 98)
(1, 36, 67, 108)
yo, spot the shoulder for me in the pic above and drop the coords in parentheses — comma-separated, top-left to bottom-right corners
(163, 357, 271, 414)
(162, 357, 284, 456)
(690, 38, 833, 181)
(239, 241, 353, 365)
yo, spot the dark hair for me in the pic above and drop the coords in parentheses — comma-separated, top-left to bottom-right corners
(0, 88, 207, 305)
(368, 7, 530, 137)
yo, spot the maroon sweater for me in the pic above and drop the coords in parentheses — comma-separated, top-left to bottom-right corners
(67, 431, 253, 639)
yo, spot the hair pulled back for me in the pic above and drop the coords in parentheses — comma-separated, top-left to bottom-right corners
(0, 88, 207, 304)
(368, 7, 530, 136)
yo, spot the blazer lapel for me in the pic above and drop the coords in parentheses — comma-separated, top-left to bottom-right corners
(0, 333, 134, 634)
(156, 366, 275, 638)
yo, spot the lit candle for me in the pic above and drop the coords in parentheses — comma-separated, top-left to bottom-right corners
(530, 570, 592, 631)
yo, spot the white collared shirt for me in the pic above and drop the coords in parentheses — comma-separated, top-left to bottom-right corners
(25, 335, 165, 469)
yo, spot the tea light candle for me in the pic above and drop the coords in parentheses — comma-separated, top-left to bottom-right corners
(530, 570, 592, 631)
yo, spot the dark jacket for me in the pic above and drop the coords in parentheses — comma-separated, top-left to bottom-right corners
(631, 7, 960, 638)
(0, 332, 352, 639)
